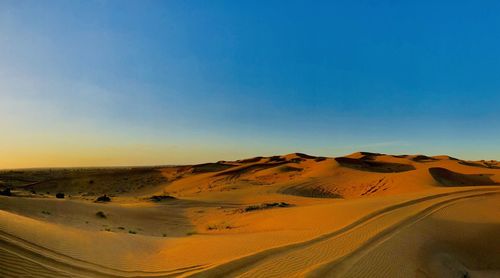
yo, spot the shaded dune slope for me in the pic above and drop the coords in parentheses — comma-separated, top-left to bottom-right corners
(334, 157, 416, 173)
(429, 167, 499, 186)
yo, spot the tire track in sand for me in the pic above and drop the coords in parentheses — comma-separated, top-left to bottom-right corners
(304, 191, 500, 278)
(0, 188, 498, 277)
(0, 229, 206, 278)
(186, 188, 500, 277)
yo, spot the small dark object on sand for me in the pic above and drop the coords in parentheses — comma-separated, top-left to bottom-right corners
(0, 188, 12, 196)
(243, 202, 291, 212)
(56, 193, 65, 199)
(149, 195, 176, 202)
(96, 195, 111, 202)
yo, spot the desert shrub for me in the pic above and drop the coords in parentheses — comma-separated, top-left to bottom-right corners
(95, 211, 107, 218)
(0, 188, 12, 196)
(243, 205, 261, 212)
(149, 195, 176, 202)
(128, 230, 136, 234)
(56, 192, 65, 199)
(207, 222, 233, 230)
(243, 202, 290, 212)
(96, 195, 111, 202)
(267, 202, 290, 207)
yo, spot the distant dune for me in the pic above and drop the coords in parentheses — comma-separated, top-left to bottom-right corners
(0, 152, 499, 277)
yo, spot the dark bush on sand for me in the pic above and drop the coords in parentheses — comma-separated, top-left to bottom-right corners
(0, 188, 12, 196)
(149, 195, 176, 202)
(243, 202, 291, 212)
(96, 195, 111, 202)
(56, 193, 65, 199)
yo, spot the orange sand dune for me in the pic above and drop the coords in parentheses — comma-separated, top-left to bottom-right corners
(158, 152, 500, 200)
(0, 152, 499, 277)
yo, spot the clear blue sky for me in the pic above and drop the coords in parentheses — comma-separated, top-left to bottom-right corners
(1, 0, 500, 167)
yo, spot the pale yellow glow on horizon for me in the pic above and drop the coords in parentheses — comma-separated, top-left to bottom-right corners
(0, 134, 295, 169)
(0, 141, 264, 169)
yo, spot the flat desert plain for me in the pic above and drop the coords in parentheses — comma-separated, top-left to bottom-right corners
(0, 152, 499, 277)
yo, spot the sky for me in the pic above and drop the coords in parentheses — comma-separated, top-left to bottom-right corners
(1, 0, 500, 168)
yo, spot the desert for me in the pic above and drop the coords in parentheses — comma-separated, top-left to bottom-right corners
(2, 1, 500, 277)
(1, 152, 499, 277)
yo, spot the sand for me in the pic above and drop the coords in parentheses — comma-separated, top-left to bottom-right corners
(0, 152, 499, 277)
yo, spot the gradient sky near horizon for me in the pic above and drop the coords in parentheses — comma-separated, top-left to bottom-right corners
(1, 0, 500, 168)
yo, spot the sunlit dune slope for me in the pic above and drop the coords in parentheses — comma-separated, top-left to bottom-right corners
(2, 152, 499, 201)
(159, 152, 500, 200)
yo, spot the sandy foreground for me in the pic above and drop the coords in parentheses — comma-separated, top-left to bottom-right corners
(0, 152, 499, 277)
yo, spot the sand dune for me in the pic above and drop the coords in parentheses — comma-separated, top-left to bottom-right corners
(1, 152, 499, 277)
(429, 167, 499, 186)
